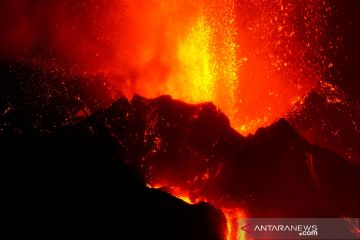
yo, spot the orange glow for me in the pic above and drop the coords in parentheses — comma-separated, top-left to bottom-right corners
(165, 0, 240, 131)
(168, 15, 215, 103)
(121, 1, 333, 239)
(148, 183, 247, 240)
(108, 0, 331, 135)
(137, 0, 242, 133)
(3, 0, 331, 135)
(0, 1, 342, 239)
(148, 183, 206, 204)
(223, 209, 247, 240)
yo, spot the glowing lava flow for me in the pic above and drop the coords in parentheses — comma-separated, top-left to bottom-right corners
(149, 183, 247, 240)
(0, 0, 348, 239)
(223, 209, 247, 240)
(132, 2, 333, 239)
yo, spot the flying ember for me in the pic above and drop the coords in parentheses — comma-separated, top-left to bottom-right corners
(0, 1, 344, 240)
(113, 0, 332, 135)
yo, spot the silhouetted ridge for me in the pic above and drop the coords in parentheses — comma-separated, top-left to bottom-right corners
(1, 61, 359, 237)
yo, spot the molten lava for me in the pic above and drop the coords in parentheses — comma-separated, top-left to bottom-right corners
(165, 0, 239, 131)
(149, 183, 247, 240)
(0, 1, 341, 240)
(0, 0, 334, 135)
(114, 0, 333, 135)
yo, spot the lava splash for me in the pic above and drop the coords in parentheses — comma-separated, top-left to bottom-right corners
(0, 0, 335, 134)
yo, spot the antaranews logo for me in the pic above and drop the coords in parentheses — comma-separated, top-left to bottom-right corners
(239, 218, 359, 240)
(252, 224, 318, 236)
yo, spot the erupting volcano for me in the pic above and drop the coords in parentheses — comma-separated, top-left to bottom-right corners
(0, 0, 338, 134)
(1, 0, 360, 240)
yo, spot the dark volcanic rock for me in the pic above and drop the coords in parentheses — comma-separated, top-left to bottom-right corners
(2, 136, 227, 239)
(1, 61, 359, 238)
(1, 61, 228, 239)
(0, 60, 116, 135)
(66, 94, 360, 218)
(209, 118, 360, 217)
(288, 89, 360, 164)
(68, 95, 243, 190)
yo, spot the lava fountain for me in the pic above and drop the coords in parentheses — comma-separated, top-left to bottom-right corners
(122, 1, 334, 239)
(113, 0, 333, 135)
(0, 0, 333, 135)
(0, 1, 337, 240)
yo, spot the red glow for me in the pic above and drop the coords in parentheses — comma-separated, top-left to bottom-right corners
(148, 182, 248, 240)
(112, 0, 333, 135)
(0, 0, 333, 135)
(0, 1, 338, 239)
